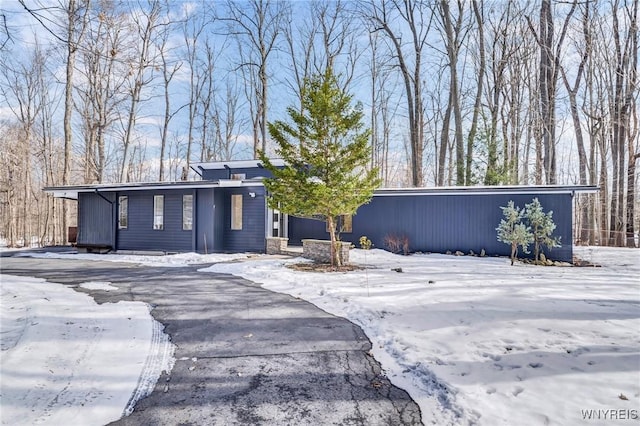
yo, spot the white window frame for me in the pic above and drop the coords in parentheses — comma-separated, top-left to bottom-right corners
(231, 194, 243, 230)
(153, 195, 164, 230)
(118, 196, 128, 229)
(183, 194, 193, 231)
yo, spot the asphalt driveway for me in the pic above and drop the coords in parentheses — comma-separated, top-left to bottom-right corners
(1, 254, 422, 425)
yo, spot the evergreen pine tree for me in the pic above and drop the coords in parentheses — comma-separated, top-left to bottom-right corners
(496, 201, 534, 265)
(259, 68, 381, 267)
(524, 198, 561, 263)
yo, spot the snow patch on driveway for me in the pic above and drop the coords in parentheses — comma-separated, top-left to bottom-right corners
(79, 281, 119, 291)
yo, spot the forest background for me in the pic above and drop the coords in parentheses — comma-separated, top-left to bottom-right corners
(0, 0, 637, 248)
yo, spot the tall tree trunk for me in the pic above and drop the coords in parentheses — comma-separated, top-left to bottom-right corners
(538, 0, 556, 184)
(62, 0, 78, 244)
(440, 0, 464, 185)
(561, 2, 590, 242)
(624, 0, 638, 247)
(466, 0, 485, 186)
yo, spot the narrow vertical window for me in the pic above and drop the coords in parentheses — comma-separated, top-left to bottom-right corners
(231, 194, 243, 230)
(153, 195, 164, 230)
(183, 194, 193, 230)
(118, 196, 128, 229)
(326, 215, 352, 233)
(341, 214, 353, 233)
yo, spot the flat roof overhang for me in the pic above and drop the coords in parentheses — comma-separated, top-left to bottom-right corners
(45, 181, 599, 201)
(43, 179, 266, 200)
(190, 159, 286, 174)
(373, 185, 599, 197)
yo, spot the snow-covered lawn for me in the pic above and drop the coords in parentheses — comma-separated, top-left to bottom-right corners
(15, 250, 252, 267)
(0, 275, 174, 426)
(202, 247, 640, 426)
(5, 247, 638, 425)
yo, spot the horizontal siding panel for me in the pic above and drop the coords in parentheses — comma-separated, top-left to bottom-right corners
(117, 189, 193, 252)
(221, 187, 266, 252)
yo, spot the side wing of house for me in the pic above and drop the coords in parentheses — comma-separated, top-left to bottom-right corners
(288, 190, 575, 262)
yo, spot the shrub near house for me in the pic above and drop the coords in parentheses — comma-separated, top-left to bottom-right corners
(497, 198, 560, 265)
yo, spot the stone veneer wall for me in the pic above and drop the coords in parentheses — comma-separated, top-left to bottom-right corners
(266, 237, 289, 254)
(302, 239, 351, 264)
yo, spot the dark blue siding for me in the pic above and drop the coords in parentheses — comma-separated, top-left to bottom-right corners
(77, 192, 115, 247)
(196, 189, 215, 253)
(117, 189, 194, 252)
(202, 167, 275, 181)
(288, 193, 573, 262)
(221, 187, 266, 252)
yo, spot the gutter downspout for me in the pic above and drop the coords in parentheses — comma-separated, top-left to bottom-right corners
(94, 189, 114, 204)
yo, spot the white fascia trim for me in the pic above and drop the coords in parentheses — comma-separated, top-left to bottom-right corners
(374, 186, 599, 197)
(191, 159, 286, 170)
(45, 181, 265, 196)
(49, 190, 79, 200)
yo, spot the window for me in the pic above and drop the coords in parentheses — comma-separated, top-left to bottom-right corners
(153, 195, 164, 230)
(231, 194, 243, 230)
(118, 196, 128, 229)
(183, 195, 193, 231)
(231, 173, 246, 180)
(340, 214, 353, 233)
(326, 214, 352, 233)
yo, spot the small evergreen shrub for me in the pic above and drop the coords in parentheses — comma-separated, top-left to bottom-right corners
(359, 236, 372, 250)
(496, 201, 533, 265)
(525, 198, 561, 263)
(497, 198, 560, 265)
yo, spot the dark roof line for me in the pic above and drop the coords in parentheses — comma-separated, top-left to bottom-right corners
(374, 185, 599, 196)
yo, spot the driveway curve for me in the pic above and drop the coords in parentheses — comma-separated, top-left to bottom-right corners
(1, 255, 422, 425)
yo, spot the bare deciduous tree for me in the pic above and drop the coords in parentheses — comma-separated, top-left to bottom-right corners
(364, 0, 432, 187)
(120, 0, 162, 182)
(223, 0, 288, 157)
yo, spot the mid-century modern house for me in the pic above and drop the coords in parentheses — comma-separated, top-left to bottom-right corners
(44, 160, 598, 263)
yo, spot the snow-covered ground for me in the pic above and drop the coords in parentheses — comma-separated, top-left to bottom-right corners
(0, 275, 174, 426)
(5, 246, 639, 425)
(202, 247, 640, 426)
(14, 250, 252, 267)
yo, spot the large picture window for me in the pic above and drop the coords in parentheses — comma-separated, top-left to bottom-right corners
(118, 196, 128, 229)
(183, 194, 193, 231)
(153, 195, 164, 230)
(231, 194, 243, 230)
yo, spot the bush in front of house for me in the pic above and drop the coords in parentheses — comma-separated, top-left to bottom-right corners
(497, 198, 560, 265)
(496, 200, 533, 265)
(384, 234, 410, 255)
